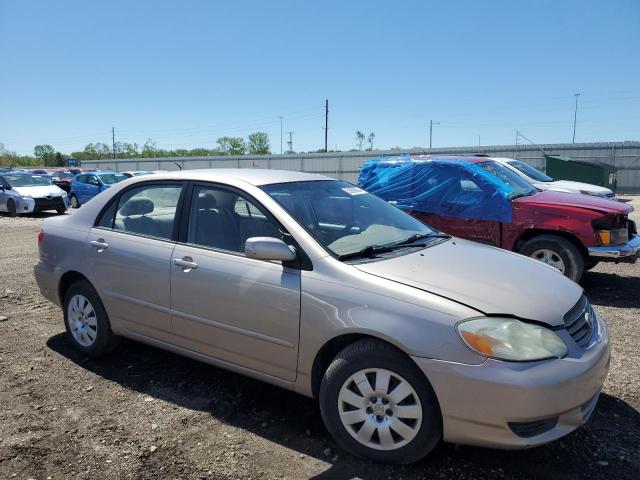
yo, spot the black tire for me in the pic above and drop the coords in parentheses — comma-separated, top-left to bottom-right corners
(70, 194, 80, 208)
(7, 198, 17, 217)
(319, 339, 442, 464)
(63, 279, 120, 357)
(56, 207, 67, 215)
(519, 234, 584, 282)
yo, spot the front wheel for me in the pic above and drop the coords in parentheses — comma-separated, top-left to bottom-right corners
(319, 339, 442, 464)
(56, 207, 67, 215)
(519, 234, 584, 282)
(69, 194, 80, 208)
(7, 198, 17, 217)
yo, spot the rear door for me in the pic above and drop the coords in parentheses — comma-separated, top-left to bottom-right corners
(88, 181, 185, 340)
(169, 183, 301, 381)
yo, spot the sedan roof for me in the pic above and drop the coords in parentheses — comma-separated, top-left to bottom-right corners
(142, 168, 332, 186)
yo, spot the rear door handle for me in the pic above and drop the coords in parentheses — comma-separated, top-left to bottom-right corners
(90, 239, 109, 251)
(173, 257, 198, 271)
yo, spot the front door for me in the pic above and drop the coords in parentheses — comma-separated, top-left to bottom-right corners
(170, 184, 301, 381)
(88, 182, 184, 340)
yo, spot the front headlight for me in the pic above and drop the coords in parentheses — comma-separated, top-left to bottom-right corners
(456, 317, 567, 361)
(61, 191, 68, 197)
(21, 194, 33, 199)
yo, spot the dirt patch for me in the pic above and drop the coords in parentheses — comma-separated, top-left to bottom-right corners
(1, 204, 639, 479)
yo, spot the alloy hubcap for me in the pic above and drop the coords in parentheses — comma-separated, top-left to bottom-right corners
(338, 368, 422, 450)
(531, 248, 566, 273)
(67, 294, 97, 347)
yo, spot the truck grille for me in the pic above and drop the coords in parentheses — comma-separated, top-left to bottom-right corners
(563, 295, 596, 348)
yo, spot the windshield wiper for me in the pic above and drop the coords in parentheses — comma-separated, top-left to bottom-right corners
(338, 233, 450, 261)
(391, 232, 450, 246)
(337, 245, 394, 261)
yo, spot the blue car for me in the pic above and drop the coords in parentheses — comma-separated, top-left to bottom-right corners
(69, 171, 128, 208)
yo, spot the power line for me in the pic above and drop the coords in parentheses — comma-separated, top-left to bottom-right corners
(287, 131, 294, 153)
(324, 99, 329, 152)
(572, 93, 581, 144)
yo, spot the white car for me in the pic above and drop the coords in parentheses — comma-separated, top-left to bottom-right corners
(489, 157, 615, 198)
(0, 173, 70, 216)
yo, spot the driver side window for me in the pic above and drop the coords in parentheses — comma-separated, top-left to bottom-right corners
(187, 186, 283, 254)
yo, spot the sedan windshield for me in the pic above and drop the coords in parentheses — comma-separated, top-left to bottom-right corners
(507, 160, 554, 182)
(3, 174, 52, 187)
(261, 180, 441, 259)
(98, 173, 127, 185)
(476, 161, 538, 199)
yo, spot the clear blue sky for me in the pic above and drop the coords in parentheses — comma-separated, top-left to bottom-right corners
(1, 0, 639, 155)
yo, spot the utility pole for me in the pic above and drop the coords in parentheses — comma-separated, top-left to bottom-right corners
(478, 135, 481, 148)
(572, 93, 580, 144)
(429, 120, 440, 152)
(279, 116, 283, 154)
(112, 127, 116, 159)
(287, 131, 294, 153)
(324, 99, 329, 152)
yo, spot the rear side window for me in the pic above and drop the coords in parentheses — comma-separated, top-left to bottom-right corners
(96, 183, 183, 240)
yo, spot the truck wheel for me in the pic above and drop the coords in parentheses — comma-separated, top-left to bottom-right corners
(319, 339, 442, 464)
(519, 234, 584, 282)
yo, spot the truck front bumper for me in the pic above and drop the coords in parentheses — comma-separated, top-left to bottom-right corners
(588, 234, 640, 260)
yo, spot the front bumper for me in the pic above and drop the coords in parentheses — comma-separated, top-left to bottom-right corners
(588, 234, 640, 259)
(412, 313, 610, 449)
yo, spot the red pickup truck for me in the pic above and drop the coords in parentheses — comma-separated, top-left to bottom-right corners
(358, 156, 639, 282)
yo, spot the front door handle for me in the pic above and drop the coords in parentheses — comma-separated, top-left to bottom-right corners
(90, 239, 109, 251)
(173, 257, 198, 271)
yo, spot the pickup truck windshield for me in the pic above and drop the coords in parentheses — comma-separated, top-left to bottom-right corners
(477, 161, 538, 199)
(261, 180, 440, 259)
(507, 160, 554, 182)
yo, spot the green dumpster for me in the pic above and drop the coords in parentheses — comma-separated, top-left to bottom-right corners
(545, 155, 617, 192)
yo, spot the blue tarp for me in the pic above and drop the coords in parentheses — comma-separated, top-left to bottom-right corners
(357, 157, 514, 223)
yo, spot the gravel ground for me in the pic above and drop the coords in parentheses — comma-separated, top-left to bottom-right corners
(1, 198, 639, 480)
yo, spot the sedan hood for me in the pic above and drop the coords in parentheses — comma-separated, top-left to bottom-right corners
(515, 190, 632, 215)
(13, 185, 65, 198)
(354, 238, 582, 326)
(541, 180, 613, 196)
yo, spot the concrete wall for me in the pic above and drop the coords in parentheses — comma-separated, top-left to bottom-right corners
(81, 141, 640, 193)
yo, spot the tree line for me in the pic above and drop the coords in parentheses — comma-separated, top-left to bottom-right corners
(1, 129, 378, 167)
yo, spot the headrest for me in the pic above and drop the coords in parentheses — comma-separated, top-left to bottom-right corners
(120, 198, 154, 216)
(198, 193, 217, 209)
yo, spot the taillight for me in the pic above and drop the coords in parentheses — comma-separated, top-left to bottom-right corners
(37, 228, 45, 245)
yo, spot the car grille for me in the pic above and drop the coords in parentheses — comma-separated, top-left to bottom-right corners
(34, 196, 65, 211)
(563, 295, 596, 348)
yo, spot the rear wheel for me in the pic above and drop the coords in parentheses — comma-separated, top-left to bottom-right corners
(63, 280, 120, 357)
(69, 194, 80, 208)
(319, 339, 442, 464)
(7, 198, 17, 217)
(519, 234, 584, 282)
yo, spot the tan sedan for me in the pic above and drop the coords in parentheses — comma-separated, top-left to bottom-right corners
(34, 169, 610, 464)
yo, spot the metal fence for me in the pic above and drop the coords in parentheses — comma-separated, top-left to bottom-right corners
(81, 141, 640, 193)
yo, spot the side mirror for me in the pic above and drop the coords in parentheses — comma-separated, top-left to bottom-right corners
(245, 237, 296, 262)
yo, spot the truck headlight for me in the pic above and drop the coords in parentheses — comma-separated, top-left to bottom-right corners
(597, 228, 628, 245)
(456, 317, 567, 361)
